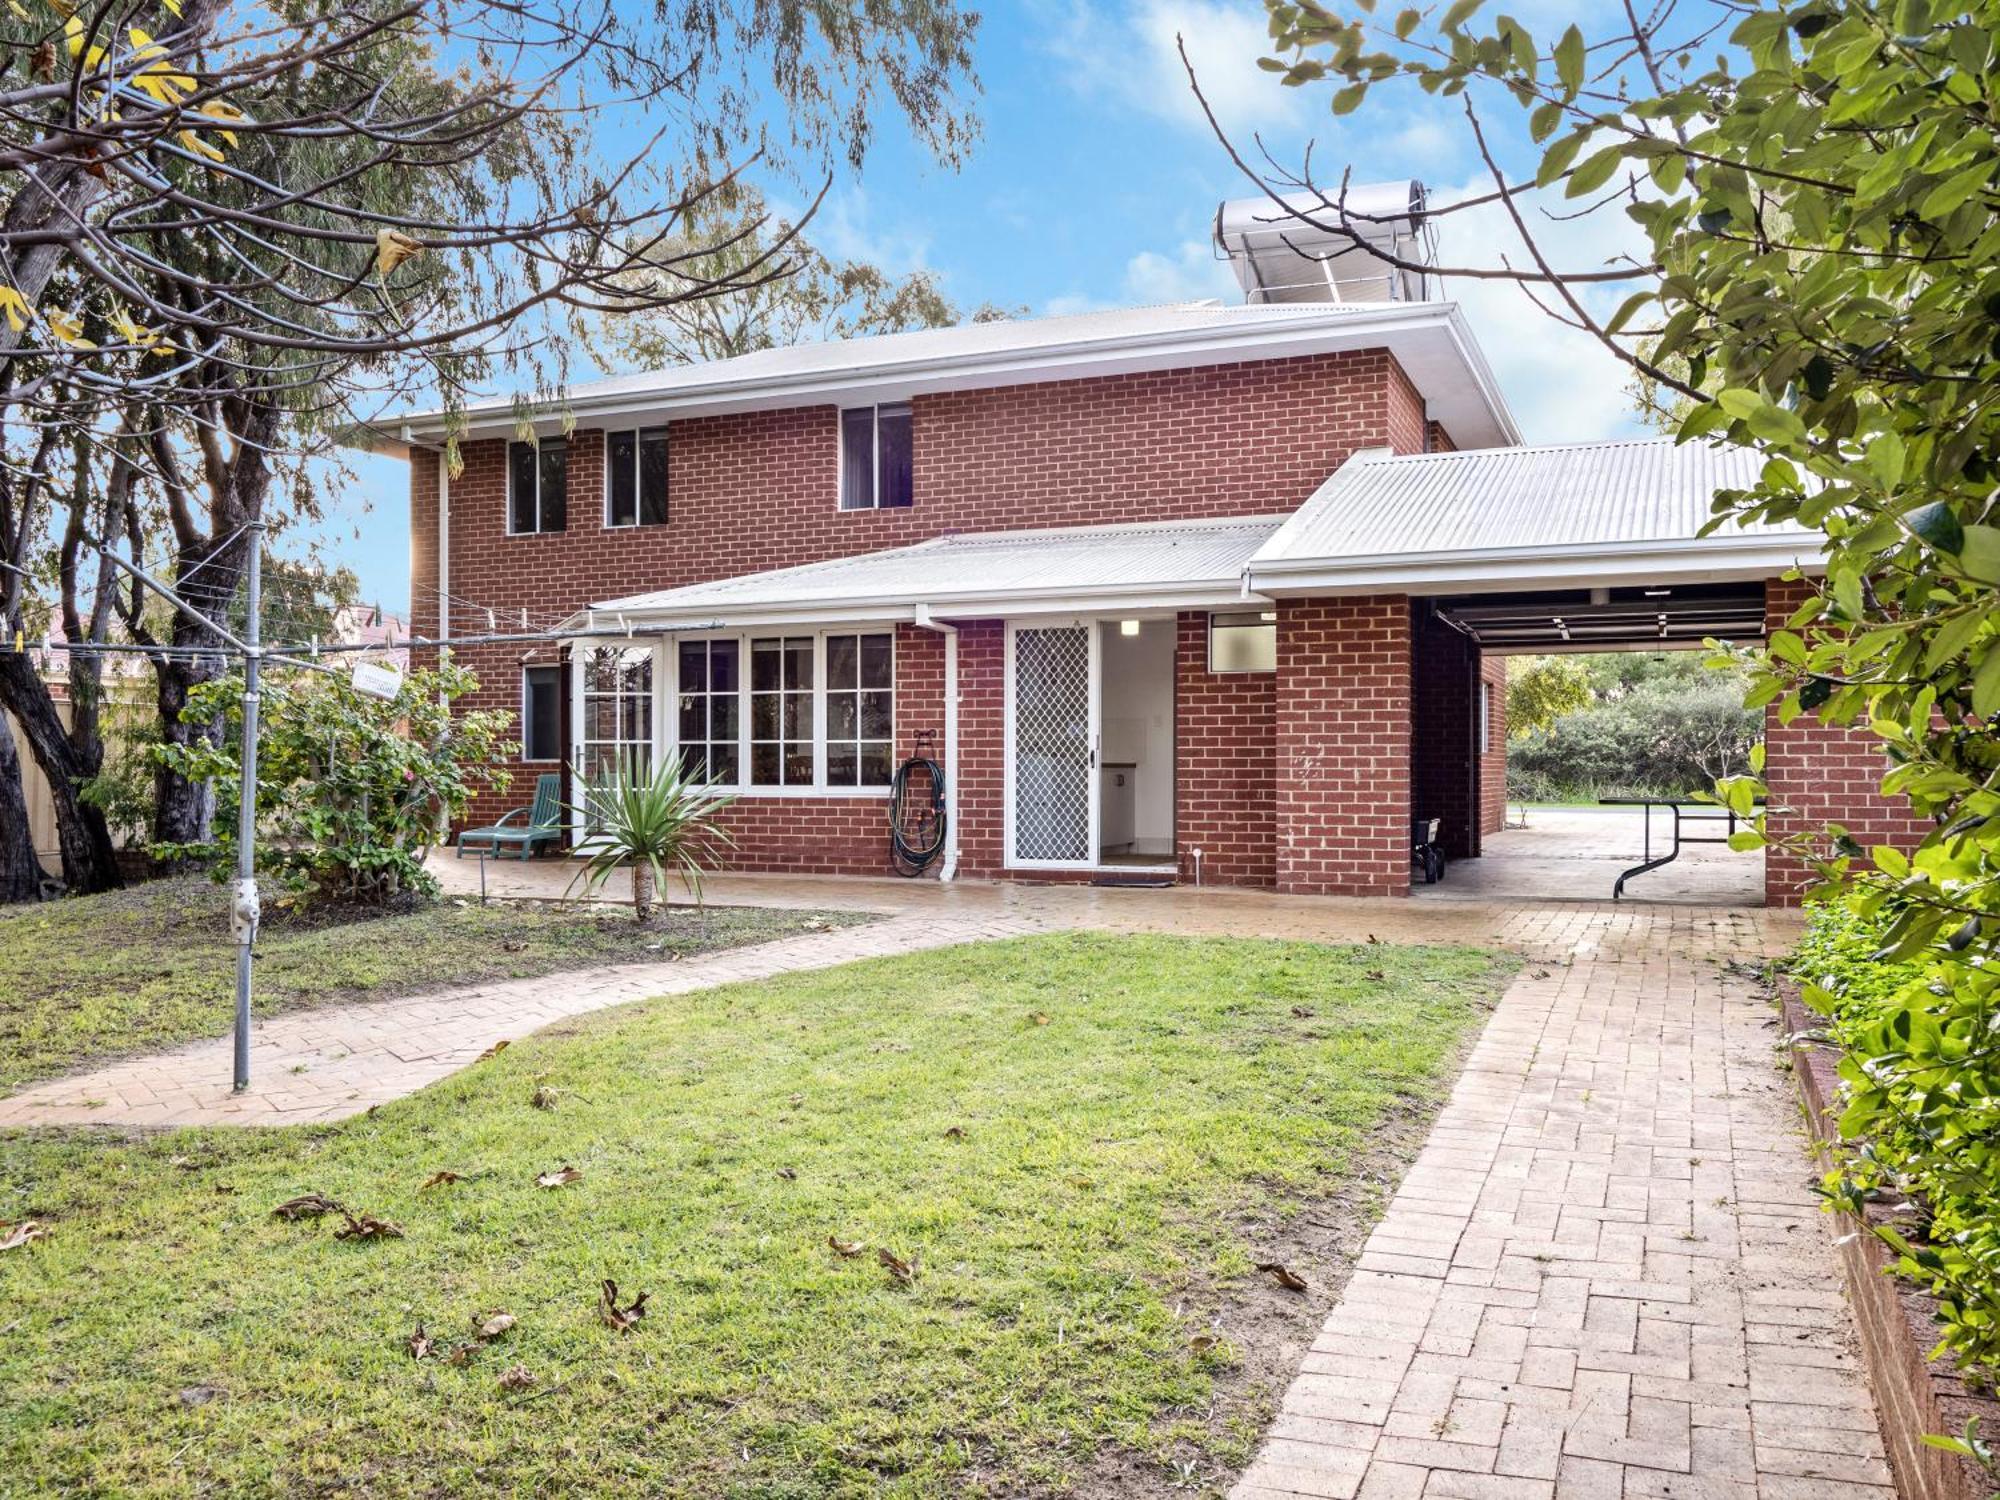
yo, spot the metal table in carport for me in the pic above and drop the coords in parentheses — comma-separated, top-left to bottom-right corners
(1599, 796, 1760, 900)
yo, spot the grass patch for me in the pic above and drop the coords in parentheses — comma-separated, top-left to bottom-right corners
(0, 876, 863, 1089)
(0, 933, 1510, 1498)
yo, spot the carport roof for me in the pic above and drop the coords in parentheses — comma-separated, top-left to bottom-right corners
(1246, 438, 1819, 595)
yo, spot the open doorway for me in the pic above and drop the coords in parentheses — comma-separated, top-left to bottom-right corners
(1097, 619, 1175, 868)
(1409, 586, 1767, 904)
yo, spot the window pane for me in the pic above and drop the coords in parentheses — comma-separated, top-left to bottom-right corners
(1209, 615, 1277, 673)
(708, 639, 738, 693)
(607, 430, 637, 527)
(860, 690, 892, 739)
(509, 442, 537, 533)
(751, 742, 780, 785)
(524, 666, 561, 760)
(827, 744, 857, 786)
(784, 745, 813, 784)
(860, 743, 893, 787)
(639, 429, 669, 525)
(826, 634, 858, 690)
(783, 638, 813, 689)
(782, 692, 811, 740)
(538, 440, 567, 532)
(840, 407, 875, 510)
(711, 694, 737, 739)
(751, 693, 778, 739)
(827, 694, 857, 740)
(710, 746, 739, 786)
(751, 640, 780, 692)
(677, 640, 706, 685)
(860, 633, 893, 689)
(876, 405, 912, 509)
(678, 696, 706, 742)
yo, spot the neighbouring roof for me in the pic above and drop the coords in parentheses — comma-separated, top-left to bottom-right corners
(357, 298, 1520, 454)
(576, 514, 1285, 628)
(1245, 437, 1819, 594)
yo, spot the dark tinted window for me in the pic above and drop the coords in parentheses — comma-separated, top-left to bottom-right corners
(839, 407, 875, 510)
(523, 664, 562, 760)
(508, 438, 566, 533)
(876, 405, 912, 508)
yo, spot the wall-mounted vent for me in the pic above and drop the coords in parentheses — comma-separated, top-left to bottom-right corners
(1213, 182, 1434, 306)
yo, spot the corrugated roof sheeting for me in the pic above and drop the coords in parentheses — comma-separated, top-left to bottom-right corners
(593, 515, 1286, 615)
(1252, 438, 1806, 567)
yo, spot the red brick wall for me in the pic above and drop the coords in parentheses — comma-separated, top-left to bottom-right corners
(1175, 611, 1277, 887)
(1274, 597, 1412, 896)
(1425, 420, 1457, 454)
(1479, 653, 1507, 835)
(1763, 578, 1932, 906)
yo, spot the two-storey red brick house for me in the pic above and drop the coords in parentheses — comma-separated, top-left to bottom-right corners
(370, 190, 1923, 905)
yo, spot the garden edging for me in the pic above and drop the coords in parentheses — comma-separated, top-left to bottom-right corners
(1783, 990, 2000, 1500)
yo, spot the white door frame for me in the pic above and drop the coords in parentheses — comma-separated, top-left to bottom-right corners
(1002, 618, 1101, 871)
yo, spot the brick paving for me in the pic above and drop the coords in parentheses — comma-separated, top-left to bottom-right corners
(0, 870, 1882, 1496)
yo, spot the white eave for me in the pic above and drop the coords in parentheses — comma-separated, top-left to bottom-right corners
(359, 299, 1521, 457)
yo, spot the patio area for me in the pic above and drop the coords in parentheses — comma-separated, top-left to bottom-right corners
(1417, 806, 1766, 908)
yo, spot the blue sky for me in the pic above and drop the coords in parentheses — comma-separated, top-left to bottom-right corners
(327, 0, 1645, 617)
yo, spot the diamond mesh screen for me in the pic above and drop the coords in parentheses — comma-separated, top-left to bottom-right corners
(1012, 626, 1091, 863)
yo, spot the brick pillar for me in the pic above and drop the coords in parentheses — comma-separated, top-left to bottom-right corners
(951, 620, 1007, 878)
(1275, 597, 1412, 896)
(1410, 605, 1480, 859)
(1174, 611, 1277, 887)
(1763, 578, 1932, 906)
(1479, 654, 1507, 836)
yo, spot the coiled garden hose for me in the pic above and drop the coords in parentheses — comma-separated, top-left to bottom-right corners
(889, 753, 948, 877)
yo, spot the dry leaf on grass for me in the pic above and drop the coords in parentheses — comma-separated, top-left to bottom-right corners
(943, 1125, 966, 1140)
(333, 1211, 405, 1241)
(1188, 1335, 1218, 1354)
(876, 1247, 917, 1286)
(827, 1235, 866, 1258)
(475, 1039, 510, 1063)
(775, 1167, 797, 1181)
(1364, 969, 1386, 982)
(1291, 1005, 1315, 1019)
(530, 1085, 560, 1111)
(407, 1322, 434, 1360)
(599, 1278, 649, 1333)
(536, 1166, 583, 1190)
(0, 1221, 48, 1253)
(497, 1365, 536, 1392)
(1255, 1261, 1308, 1293)
(475, 1312, 516, 1341)
(500, 940, 528, 953)
(1029, 1012, 1051, 1026)
(419, 1171, 468, 1191)
(271, 1193, 346, 1221)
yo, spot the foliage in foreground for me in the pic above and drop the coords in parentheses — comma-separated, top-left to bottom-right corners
(1260, 0, 2000, 1380)
(155, 661, 514, 904)
(1793, 897, 2000, 1382)
(0, 934, 1510, 1497)
(0, 876, 858, 1089)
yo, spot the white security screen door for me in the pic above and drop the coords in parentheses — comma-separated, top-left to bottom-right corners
(1008, 623, 1098, 866)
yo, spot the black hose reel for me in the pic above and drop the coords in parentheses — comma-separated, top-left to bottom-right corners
(889, 730, 948, 877)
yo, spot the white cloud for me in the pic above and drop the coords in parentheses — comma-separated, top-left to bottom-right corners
(1123, 239, 1240, 303)
(1039, 0, 1305, 138)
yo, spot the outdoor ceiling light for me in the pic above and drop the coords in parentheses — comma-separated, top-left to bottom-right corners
(1120, 619, 1140, 636)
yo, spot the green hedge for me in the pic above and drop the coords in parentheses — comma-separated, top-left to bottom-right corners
(1794, 897, 2000, 1381)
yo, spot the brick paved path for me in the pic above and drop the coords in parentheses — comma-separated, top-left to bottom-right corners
(1232, 917, 1891, 1500)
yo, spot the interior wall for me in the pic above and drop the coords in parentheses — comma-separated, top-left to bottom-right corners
(1099, 620, 1175, 855)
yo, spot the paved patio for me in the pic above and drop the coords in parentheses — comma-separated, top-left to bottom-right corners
(1418, 806, 1766, 907)
(0, 869, 1887, 1497)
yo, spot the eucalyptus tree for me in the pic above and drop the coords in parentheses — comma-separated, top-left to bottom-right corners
(0, 0, 978, 884)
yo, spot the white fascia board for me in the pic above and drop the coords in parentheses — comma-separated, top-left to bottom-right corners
(383, 303, 1519, 453)
(1246, 533, 1822, 597)
(568, 581, 1260, 634)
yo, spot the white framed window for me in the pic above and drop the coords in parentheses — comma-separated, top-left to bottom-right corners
(605, 427, 669, 528)
(508, 437, 567, 534)
(1208, 610, 1276, 673)
(838, 403, 913, 511)
(521, 662, 562, 762)
(669, 629, 895, 794)
(575, 644, 655, 831)
(1478, 679, 1492, 755)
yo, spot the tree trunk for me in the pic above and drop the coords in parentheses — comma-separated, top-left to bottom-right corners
(0, 707, 50, 902)
(0, 651, 121, 894)
(151, 645, 224, 853)
(631, 862, 654, 923)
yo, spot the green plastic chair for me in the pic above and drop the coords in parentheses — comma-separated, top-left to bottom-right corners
(456, 772, 564, 860)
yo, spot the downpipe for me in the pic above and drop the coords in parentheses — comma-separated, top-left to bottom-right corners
(911, 606, 959, 882)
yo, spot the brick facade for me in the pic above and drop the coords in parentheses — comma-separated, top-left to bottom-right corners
(1762, 578, 1932, 906)
(1274, 597, 1413, 896)
(1478, 653, 1507, 836)
(1175, 610, 1277, 887)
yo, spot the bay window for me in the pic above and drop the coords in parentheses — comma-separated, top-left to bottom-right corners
(669, 629, 895, 792)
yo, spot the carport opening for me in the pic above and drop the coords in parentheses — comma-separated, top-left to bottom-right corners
(1408, 584, 1766, 905)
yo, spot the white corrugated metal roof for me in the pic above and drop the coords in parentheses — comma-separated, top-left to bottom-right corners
(582, 514, 1283, 625)
(366, 298, 1520, 452)
(1246, 438, 1816, 593)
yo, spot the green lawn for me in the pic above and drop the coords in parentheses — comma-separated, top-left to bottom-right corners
(0, 933, 1510, 1498)
(0, 876, 861, 1089)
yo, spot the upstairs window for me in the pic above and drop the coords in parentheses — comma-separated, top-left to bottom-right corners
(838, 403, 913, 511)
(606, 427, 669, 528)
(508, 437, 567, 534)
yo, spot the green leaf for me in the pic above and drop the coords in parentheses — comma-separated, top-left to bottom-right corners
(1974, 643, 2000, 718)
(1958, 525, 2000, 585)
(1920, 160, 1994, 219)
(1905, 501, 1964, 555)
(1441, 0, 1483, 29)
(1330, 83, 1368, 115)
(1536, 129, 1588, 188)
(1554, 23, 1584, 93)
(1604, 290, 1653, 336)
(1565, 142, 1626, 197)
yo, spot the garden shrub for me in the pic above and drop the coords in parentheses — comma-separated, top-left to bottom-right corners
(154, 659, 516, 904)
(1794, 895, 2000, 1383)
(1508, 674, 1760, 802)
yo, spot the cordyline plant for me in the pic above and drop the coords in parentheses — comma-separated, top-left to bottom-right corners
(154, 659, 514, 902)
(566, 755, 736, 922)
(1223, 0, 2000, 1381)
